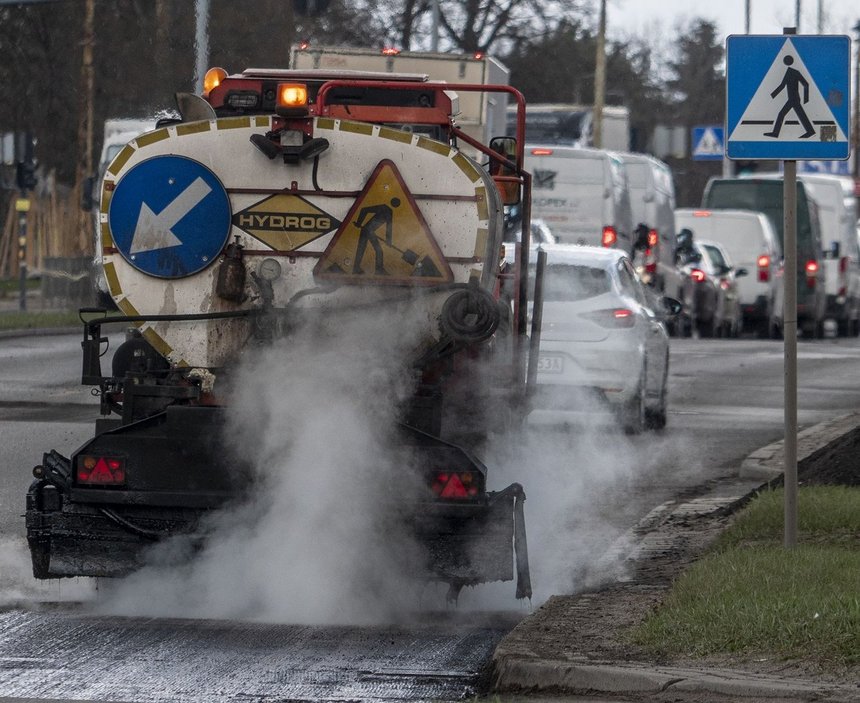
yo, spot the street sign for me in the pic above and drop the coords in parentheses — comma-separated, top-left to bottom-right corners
(726, 34, 850, 160)
(692, 126, 724, 161)
(108, 156, 231, 279)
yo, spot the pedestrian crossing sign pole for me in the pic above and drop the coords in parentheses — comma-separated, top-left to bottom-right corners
(726, 29, 851, 550)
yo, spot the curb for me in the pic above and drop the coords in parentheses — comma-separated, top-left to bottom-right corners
(492, 412, 860, 702)
(739, 411, 860, 480)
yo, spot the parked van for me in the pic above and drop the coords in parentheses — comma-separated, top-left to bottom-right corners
(618, 153, 682, 297)
(675, 208, 781, 337)
(749, 174, 860, 335)
(525, 146, 634, 253)
(702, 177, 826, 337)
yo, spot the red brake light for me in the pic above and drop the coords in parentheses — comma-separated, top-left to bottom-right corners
(473, 51, 485, 60)
(692, 210, 712, 217)
(648, 229, 658, 247)
(601, 226, 617, 247)
(690, 268, 706, 283)
(582, 308, 636, 328)
(531, 147, 553, 156)
(381, 47, 401, 55)
(431, 471, 479, 500)
(805, 260, 819, 275)
(77, 455, 125, 486)
(757, 254, 770, 282)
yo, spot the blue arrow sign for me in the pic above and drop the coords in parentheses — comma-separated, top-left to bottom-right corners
(692, 126, 724, 161)
(108, 156, 232, 278)
(726, 34, 850, 160)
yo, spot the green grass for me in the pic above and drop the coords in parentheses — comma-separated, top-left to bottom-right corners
(632, 487, 860, 666)
(0, 278, 39, 296)
(0, 310, 84, 331)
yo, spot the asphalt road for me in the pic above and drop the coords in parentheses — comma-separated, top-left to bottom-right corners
(0, 330, 859, 702)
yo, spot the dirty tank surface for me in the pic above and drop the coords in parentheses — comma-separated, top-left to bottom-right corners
(0, 608, 524, 702)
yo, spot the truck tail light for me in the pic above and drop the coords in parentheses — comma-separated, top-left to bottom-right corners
(77, 455, 126, 486)
(582, 308, 636, 329)
(757, 254, 770, 282)
(431, 471, 479, 499)
(690, 268, 706, 283)
(644, 248, 657, 274)
(601, 226, 617, 247)
(805, 260, 818, 288)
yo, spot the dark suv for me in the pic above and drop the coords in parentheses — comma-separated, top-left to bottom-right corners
(702, 177, 826, 337)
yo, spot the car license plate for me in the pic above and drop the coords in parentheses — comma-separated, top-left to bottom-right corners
(538, 354, 564, 373)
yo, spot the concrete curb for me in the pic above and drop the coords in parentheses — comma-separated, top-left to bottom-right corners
(492, 657, 855, 701)
(739, 411, 860, 480)
(492, 413, 860, 702)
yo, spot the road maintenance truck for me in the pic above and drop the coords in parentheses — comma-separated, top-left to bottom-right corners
(25, 66, 539, 602)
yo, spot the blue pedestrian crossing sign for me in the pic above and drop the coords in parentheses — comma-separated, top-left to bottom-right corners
(726, 34, 850, 160)
(108, 156, 232, 278)
(692, 126, 724, 161)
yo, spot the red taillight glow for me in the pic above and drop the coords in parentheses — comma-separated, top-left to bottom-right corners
(839, 256, 848, 274)
(757, 254, 770, 282)
(381, 47, 401, 55)
(77, 455, 125, 486)
(473, 51, 485, 60)
(805, 260, 818, 288)
(690, 268, 706, 283)
(582, 308, 636, 328)
(648, 229, 658, 247)
(693, 210, 712, 217)
(431, 471, 479, 499)
(531, 147, 553, 155)
(601, 226, 617, 247)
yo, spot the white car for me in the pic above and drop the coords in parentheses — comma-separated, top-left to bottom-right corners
(532, 244, 673, 433)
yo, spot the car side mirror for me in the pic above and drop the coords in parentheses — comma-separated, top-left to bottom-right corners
(830, 241, 840, 258)
(736, 267, 749, 277)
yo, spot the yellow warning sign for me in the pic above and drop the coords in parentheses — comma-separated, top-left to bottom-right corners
(313, 160, 453, 285)
(232, 194, 340, 251)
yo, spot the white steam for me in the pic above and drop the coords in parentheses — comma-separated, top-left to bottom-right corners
(95, 303, 433, 624)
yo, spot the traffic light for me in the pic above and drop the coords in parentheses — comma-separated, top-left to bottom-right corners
(293, 0, 330, 15)
(16, 159, 37, 192)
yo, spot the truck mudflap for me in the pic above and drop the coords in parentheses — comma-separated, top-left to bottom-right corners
(414, 483, 531, 602)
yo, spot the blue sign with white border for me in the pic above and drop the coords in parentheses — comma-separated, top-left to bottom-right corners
(108, 155, 232, 278)
(692, 126, 724, 161)
(726, 34, 850, 160)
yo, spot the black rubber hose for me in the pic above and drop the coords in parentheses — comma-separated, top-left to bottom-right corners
(439, 287, 500, 344)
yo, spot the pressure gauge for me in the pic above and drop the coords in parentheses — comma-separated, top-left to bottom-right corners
(257, 258, 282, 281)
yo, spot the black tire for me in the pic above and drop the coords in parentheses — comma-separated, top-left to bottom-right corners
(623, 372, 646, 435)
(645, 355, 668, 431)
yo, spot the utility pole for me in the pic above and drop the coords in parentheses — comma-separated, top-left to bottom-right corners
(593, 0, 607, 149)
(194, 0, 210, 93)
(745, 0, 750, 34)
(74, 0, 95, 255)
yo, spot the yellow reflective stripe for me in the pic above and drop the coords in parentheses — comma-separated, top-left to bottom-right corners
(107, 145, 135, 176)
(217, 117, 251, 130)
(136, 129, 170, 147)
(176, 121, 211, 136)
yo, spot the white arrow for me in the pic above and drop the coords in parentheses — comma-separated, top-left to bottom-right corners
(130, 177, 212, 255)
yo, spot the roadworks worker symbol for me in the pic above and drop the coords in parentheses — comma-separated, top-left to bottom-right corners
(729, 38, 847, 144)
(314, 159, 453, 285)
(232, 194, 340, 251)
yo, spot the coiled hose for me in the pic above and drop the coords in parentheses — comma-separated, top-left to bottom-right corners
(439, 286, 501, 344)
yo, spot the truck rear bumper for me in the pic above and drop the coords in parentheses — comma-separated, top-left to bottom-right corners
(26, 480, 531, 598)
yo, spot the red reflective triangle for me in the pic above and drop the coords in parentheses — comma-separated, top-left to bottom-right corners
(89, 458, 115, 482)
(440, 474, 468, 498)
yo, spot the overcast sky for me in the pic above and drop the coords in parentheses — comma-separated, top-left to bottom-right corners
(607, 0, 860, 42)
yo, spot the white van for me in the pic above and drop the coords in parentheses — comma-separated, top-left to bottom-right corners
(739, 172, 860, 335)
(617, 153, 681, 298)
(525, 145, 634, 253)
(675, 208, 782, 337)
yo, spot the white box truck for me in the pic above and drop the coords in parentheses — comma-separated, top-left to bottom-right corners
(290, 45, 510, 148)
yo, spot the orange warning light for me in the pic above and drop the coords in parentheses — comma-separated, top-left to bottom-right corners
(203, 67, 227, 96)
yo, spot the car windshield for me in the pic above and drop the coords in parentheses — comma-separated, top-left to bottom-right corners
(537, 263, 612, 301)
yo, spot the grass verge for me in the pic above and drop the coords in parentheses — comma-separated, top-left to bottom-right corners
(632, 486, 860, 666)
(0, 310, 83, 331)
